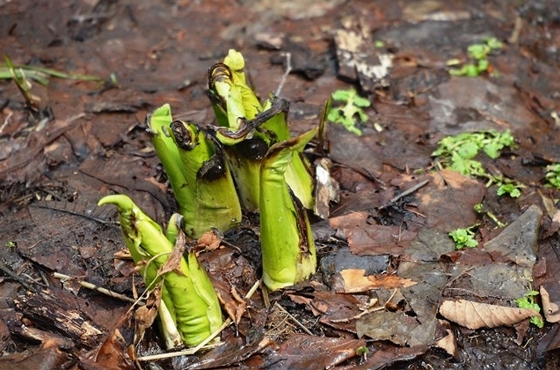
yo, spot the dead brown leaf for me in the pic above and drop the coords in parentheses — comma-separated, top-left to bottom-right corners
(357, 311, 421, 346)
(86, 296, 136, 370)
(416, 169, 484, 232)
(329, 211, 414, 256)
(94, 327, 135, 370)
(197, 230, 222, 251)
(439, 299, 542, 330)
(435, 319, 458, 358)
(270, 334, 366, 369)
(288, 290, 362, 333)
(541, 286, 560, 323)
(133, 291, 159, 345)
(340, 269, 417, 293)
(535, 239, 560, 323)
(157, 231, 187, 277)
(0, 346, 76, 370)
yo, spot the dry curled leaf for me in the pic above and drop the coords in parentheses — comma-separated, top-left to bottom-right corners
(540, 286, 560, 323)
(435, 319, 457, 358)
(439, 299, 542, 330)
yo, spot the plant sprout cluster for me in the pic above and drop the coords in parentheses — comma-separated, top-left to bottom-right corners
(432, 130, 523, 197)
(327, 88, 371, 135)
(545, 164, 560, 190)
(448, 37, 504, 77)
(99, 50, 321, 348)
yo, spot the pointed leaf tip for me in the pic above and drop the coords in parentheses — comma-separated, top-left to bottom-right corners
(153, 103, 172, 118)
(98, 194, 134, 210)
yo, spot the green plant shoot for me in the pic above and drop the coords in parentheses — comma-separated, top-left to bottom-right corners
(260, 129, 318, 291)
(545, 164, 560, 189)
(449, 225, 478, 249)
(448, 37, 503, 77)
(146, 104, 196, 226)
(515, 290, 544, 328)
(327, 88, 370, 135)
(208, 51, 315, 210)
(432, 130, 523, 197)
(169, 120, 242, 237)
(98, 194, 223, 347)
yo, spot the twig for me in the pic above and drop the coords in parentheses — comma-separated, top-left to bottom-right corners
(0, 111, 12, 135)
(53, 272, 140, 304)
(0, 261, 37, 292)
(388, 179, 429, 204)
(508, 15, 523, 45)
(273, 302, 314, 336)
(245, 278, 261, 299)
(331, 288, 399, 323)
(275, 52, 292, 97)
(33, 204, 118, 226)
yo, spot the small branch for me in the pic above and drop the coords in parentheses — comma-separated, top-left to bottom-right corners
(53, 272, 139, 304)
(34, 204, 118, 226)
(274, 302, 314, 336)
(331, 288, 399, 323)
(275, 52, 292, 97)
(0, 261, 37, 292)
(388, 179, 429, 204)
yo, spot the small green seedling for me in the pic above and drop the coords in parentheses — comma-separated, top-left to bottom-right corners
(448, 37, 503, 77)
(474, 203, 506, 228)
(433, 130, 514, 167)
(3, 55, 104, 110)
(374, 40, 386, 48)
(449, 225, 478, 249)
(545, 164, 560, 189)
(497, 182, 522, 198)
(4, 241, 16, 248)
(1, 55, 103, 86)
(327, 88, 370, 135)
(356, 345, 369, 362)
(515, 290, 544, 328)
(433, 130, 523, 197)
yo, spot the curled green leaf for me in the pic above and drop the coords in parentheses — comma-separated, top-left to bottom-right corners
(98, 194, 223, 347)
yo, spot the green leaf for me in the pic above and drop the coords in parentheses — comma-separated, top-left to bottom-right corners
(356, 346, 369, 356)
(434, 131, 515, 181)
(468, 44, 490, 60)
(515, 291, 544, 328)
(457, 141, 479, 159)
(327, 89, 370, 135)
(545, 164, 560, 189)
(497, 183, 522, 198)
(465, 64, 481, 77)
(477, 59, 489, 72)
(465, 238, 478, 248)
(331, 89, 352, 101)
(483, 142, 501, 159)
(374, 40, 385, 48)
(353, 95, 371, 108)
(449, 226, 478, 249)
(485, 37, 503, 50)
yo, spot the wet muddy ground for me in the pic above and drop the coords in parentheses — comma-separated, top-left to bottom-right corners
(1, 0, 560, 369)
